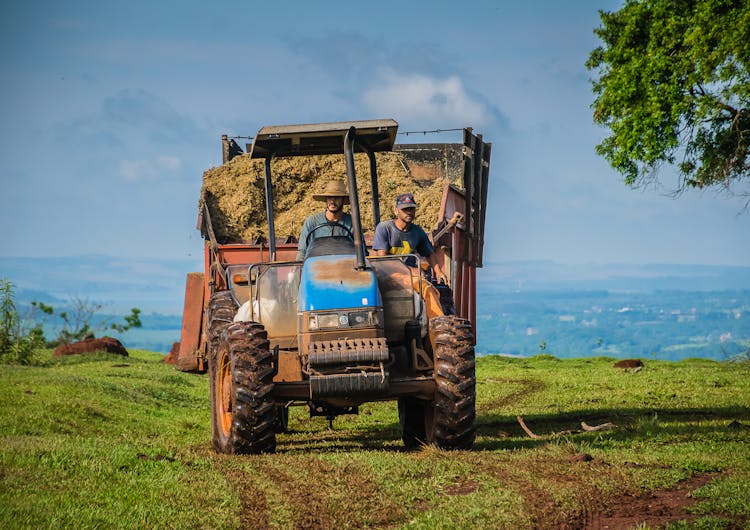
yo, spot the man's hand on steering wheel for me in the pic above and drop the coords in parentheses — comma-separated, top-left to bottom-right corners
(305, 221, 354, 246)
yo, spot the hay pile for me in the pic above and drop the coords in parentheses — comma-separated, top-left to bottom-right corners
(200, 152, 460, 243)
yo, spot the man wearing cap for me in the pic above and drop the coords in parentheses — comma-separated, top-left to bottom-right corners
(296, 180, 354, 260)
(372, 193, 448, 318)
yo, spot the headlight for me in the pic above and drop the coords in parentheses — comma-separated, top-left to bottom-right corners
(317, 313, 341, 329)
(307, 310, 382, 331)
(348, 311, 371, 326)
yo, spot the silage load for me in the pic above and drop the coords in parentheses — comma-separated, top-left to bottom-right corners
(200, 152, 458, 243)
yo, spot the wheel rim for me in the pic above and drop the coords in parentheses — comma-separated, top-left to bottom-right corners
(217, 348, 232, 437)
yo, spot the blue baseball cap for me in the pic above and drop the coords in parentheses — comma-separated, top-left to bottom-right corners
(396, 193, 418, 209)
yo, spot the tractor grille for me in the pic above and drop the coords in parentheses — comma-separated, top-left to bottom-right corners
(310, 372, 388, 396)
(308, 337, 389, 367)
(307, 337, 390, 397)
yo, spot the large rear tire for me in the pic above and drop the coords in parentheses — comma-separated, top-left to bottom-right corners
(274, 405, 289, 433)
(210, 321, 277, 454)
(398, 396, 427, 449)
(207, 291, 236, 351)
(425, 315, 476, 450)
(207, 291, 236, 447)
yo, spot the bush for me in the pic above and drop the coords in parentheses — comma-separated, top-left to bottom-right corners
(0, 278, 44, 365)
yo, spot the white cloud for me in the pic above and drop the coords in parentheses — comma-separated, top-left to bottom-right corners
(156, 156, 181, 172)
(118, 160, 143, 181)
(362, 70, 488, 129)
(118, 156, 182, 182)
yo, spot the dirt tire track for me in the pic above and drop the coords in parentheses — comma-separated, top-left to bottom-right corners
(477, 378, 546, 414)
(482, 457, 641, 528)
(214, 458, 270, 530)
(585, 472, 732, 529)
(258, 457, 406, 529)
(266, 461, 332, 529)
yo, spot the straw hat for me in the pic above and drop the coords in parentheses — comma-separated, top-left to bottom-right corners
(313, 180, 350, 203)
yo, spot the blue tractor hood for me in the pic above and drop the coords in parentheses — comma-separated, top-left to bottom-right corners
(298, 255, 382, 311)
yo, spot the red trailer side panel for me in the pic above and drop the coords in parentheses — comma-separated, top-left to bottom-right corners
(177, 272, 205, 371)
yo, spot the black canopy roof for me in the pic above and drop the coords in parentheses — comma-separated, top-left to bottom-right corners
(249, 119, 398, 158)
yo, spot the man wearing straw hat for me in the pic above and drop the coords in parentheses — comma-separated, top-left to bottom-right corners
(295, 180, 354, 260)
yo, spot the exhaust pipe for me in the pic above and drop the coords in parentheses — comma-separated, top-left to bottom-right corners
(263, 156, 277, 261)
(344, 127, 367, 271)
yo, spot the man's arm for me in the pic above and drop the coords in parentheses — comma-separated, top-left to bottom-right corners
(415, 226, 448, 284)
(371, 222, 389, 256)
(426, 251, 448, 284)
(296, 216, 314, 260)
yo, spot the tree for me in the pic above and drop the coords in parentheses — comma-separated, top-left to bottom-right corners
(587, 0, 750, 200)
(0, 279, 16, 355)
(1, 278, 44, 364)
(31, 298, 142, 346)
(1, 279, 143, 363)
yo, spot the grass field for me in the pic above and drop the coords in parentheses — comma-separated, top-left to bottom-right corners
(1, 351, 749, 529)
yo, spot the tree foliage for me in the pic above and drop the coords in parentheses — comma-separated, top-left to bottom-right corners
(587, 0, 750, 197)
(1, 278, 44, 364)
(2, 276, 144, 364)
(31, 298, 142, 346)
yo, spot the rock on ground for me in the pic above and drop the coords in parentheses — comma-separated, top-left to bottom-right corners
(163, 342, 180, 365)
(52, 337, 129, 357)
(614, 359, 644, 369)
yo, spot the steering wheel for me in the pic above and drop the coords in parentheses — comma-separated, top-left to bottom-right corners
(305, 221, 354, 246)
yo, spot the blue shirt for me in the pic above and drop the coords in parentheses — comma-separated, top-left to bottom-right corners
(372, 220, 434, 266)
(296, 211, 353, 260)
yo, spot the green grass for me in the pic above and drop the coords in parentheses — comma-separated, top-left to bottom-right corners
(1, 351, 749, 529)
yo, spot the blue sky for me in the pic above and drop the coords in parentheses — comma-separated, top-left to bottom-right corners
(1, 0, 748, 268)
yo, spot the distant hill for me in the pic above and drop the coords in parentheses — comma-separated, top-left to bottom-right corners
(4, 256, 747, 317)
(478, 261, 750, 292)
(0, 254, 203, 314)
(2, 256, 748, 356)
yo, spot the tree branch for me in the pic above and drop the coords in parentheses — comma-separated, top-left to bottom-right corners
(517, 416, 541, 439)
(517, 416, 618, 438)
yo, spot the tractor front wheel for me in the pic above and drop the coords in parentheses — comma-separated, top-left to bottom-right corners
(398, 396, 427, 449)
(210, 321, 277, 454)
(207, 291, 237, 447)
(274, 405, 289, 433)
(425, 315, 476, 450)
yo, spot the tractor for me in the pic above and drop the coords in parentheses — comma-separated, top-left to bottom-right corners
(177, 119, 491, 453)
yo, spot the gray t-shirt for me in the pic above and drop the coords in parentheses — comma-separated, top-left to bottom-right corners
(372, 220, 434, 266)
(296, 211, 353, 260)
